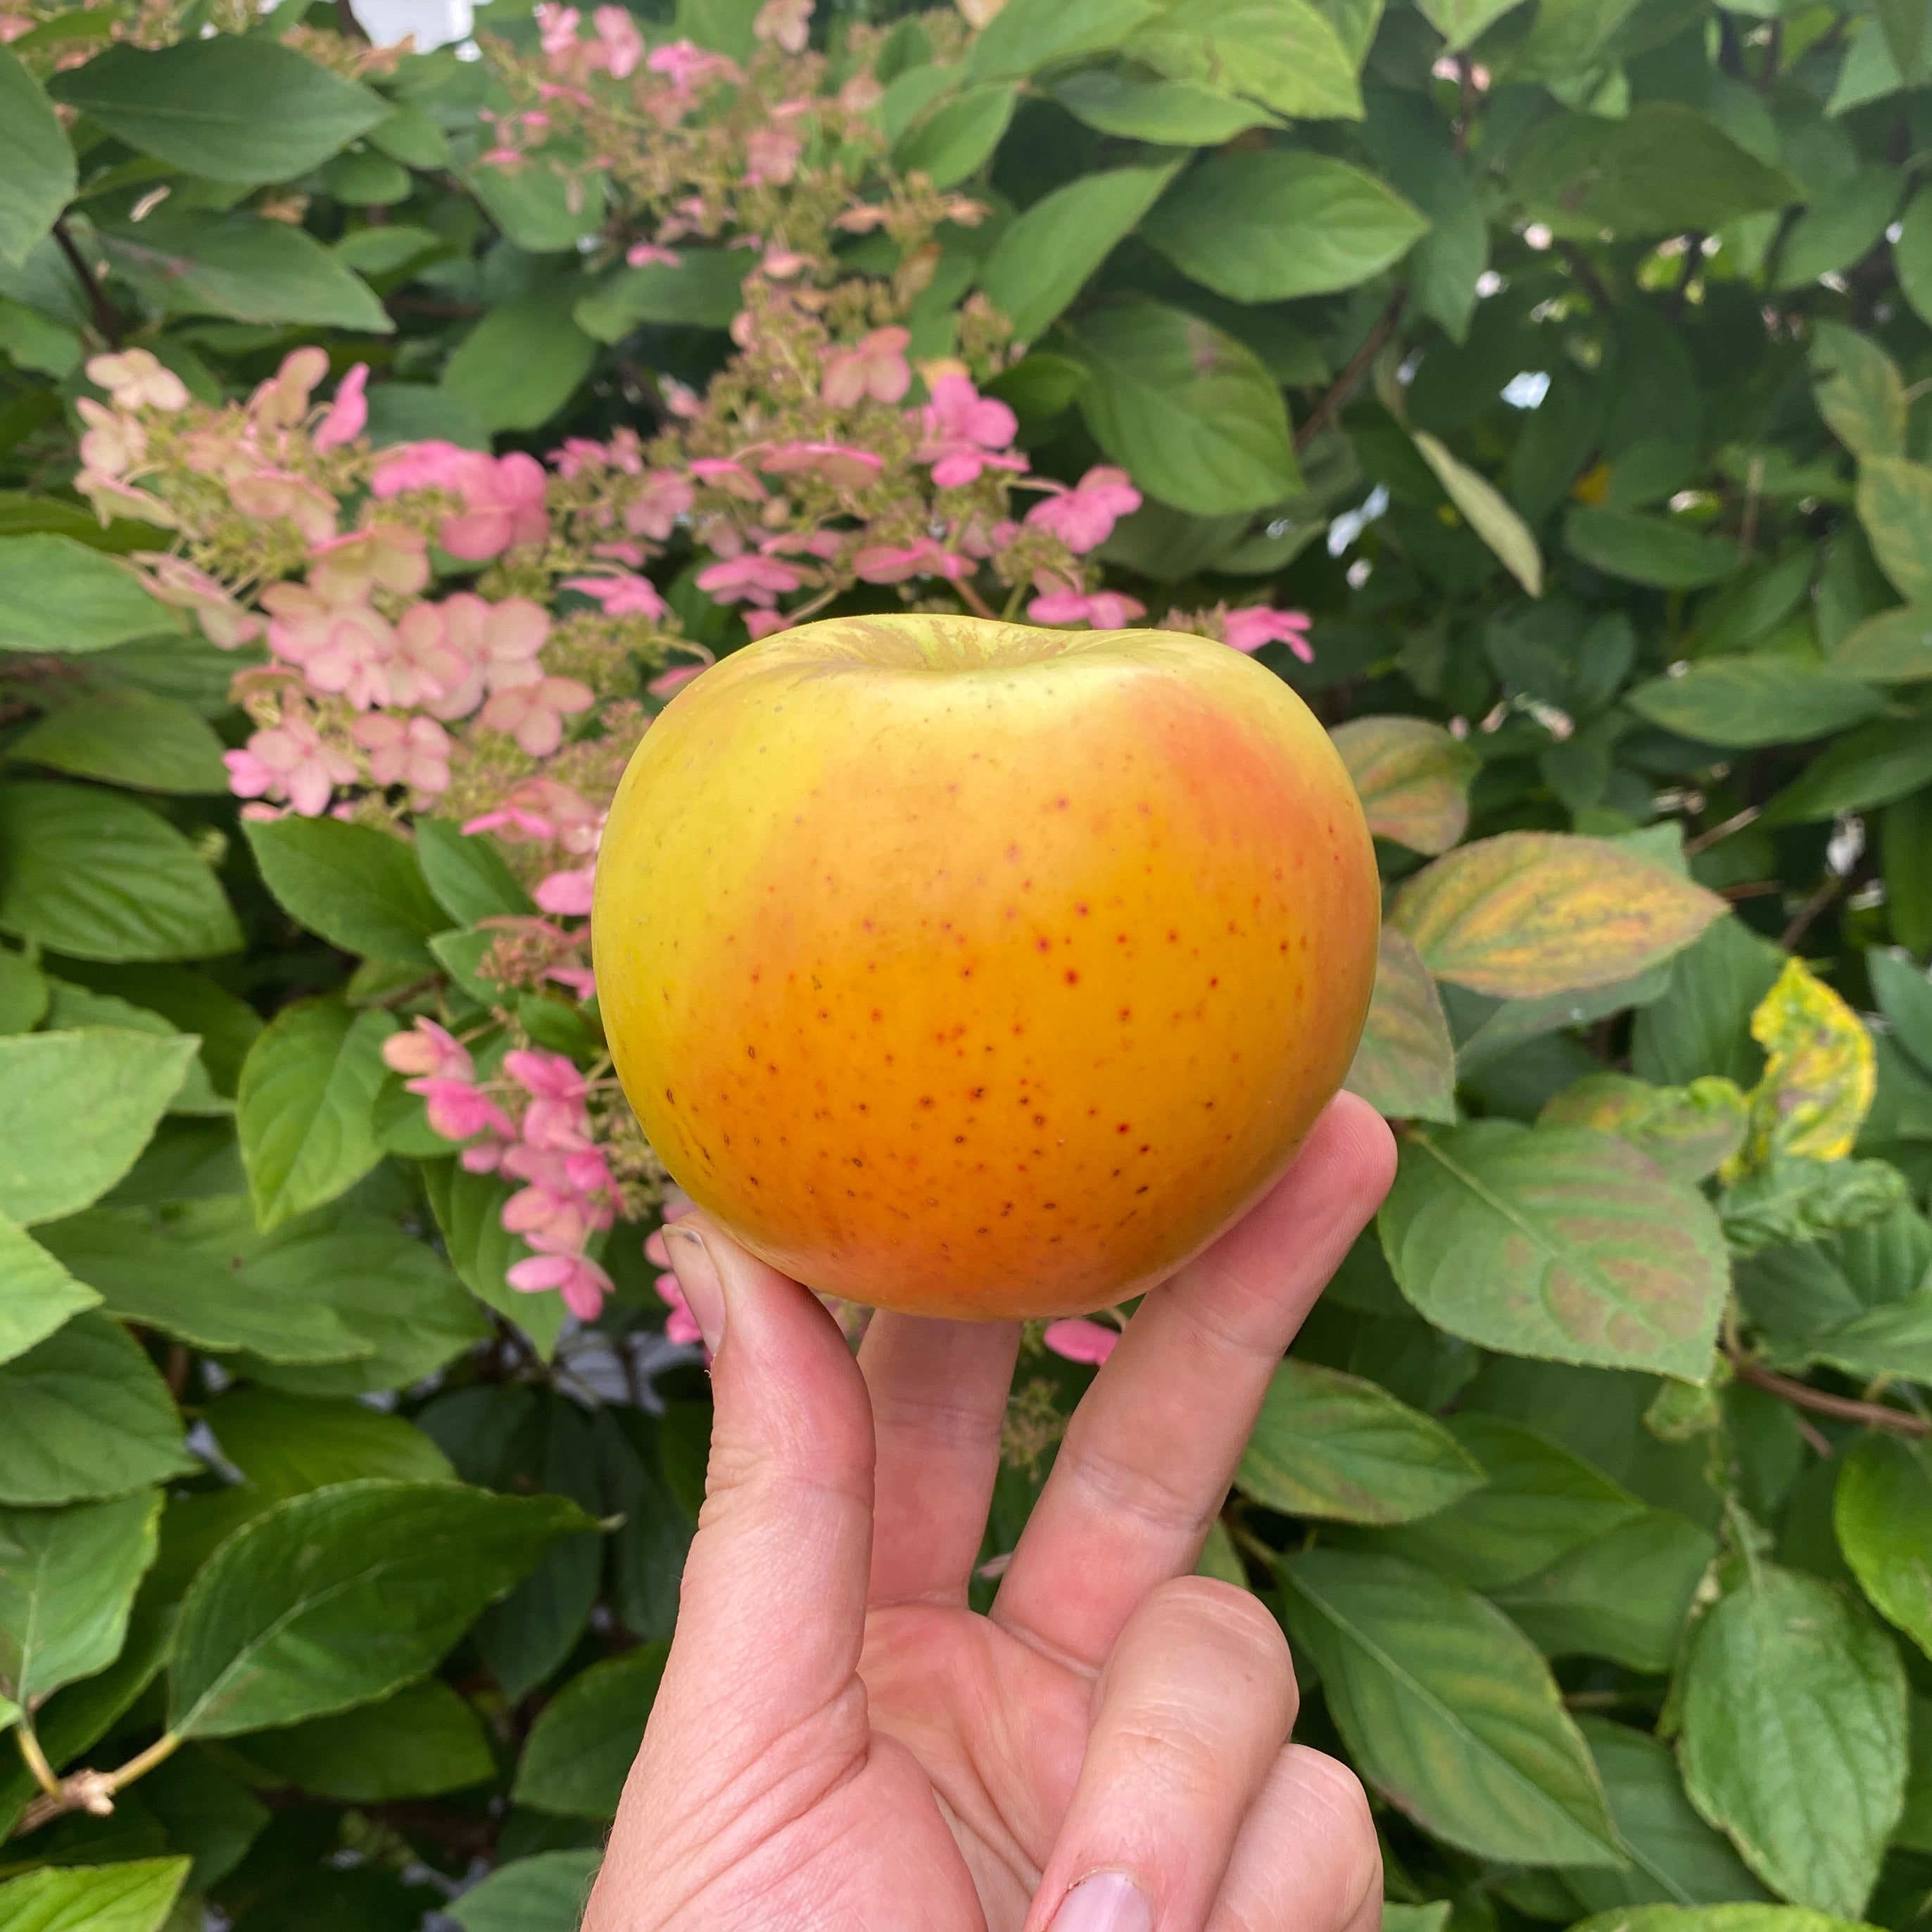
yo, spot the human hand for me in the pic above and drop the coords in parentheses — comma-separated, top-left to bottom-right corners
(583, 1092, 1397, 1932)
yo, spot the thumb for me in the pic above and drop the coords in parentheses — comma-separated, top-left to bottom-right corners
(650, 1216, 876, 1753)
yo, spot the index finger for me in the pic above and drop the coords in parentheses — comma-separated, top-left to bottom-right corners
(992, 1092, 1396, 1670)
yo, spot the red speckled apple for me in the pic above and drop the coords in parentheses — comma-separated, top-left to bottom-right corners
(593, 614, 1378, 1320)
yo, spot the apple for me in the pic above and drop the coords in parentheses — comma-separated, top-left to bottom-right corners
(593, 614, 1379, 1320)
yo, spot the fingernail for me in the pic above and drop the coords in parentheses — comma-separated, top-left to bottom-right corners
(1049, 1873, 1153, 1932)
(665, 1225, 725, 1354)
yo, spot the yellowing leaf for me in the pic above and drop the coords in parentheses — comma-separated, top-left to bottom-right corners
(1730, 957, 1876, 1175)
(1330, 716, 1477, 855)
(1539, 1071, 1749, 1183)
(1345, 927, 1457, 1123)
(1390, 832, 1726, 999)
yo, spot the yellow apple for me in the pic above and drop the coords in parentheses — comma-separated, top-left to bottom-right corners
(593, 614, 1378, 1320)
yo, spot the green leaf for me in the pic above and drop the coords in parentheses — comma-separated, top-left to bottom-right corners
(1277, 1548, 1623, 1865)
(8, 688, 229, 794)
(46, 39, 386, 183)
(415, 820, 534, 925)
(38, 981, 224, 1117)
(1902, 1693, 1932, 1854)
(1871, 948, 1932, 1073)
(214, 1211, 489, 1396)
(419, 1157, 563, 1359)
(0, 1489, 157, 1705)
(0, 1028, 199, 1224)
(100, 214, 390, 332)
(236, 1001, 395, 1230)
(894, 83, 1017, 189)
(967, 0, 1163, 81)
(443, 285, 597, 434)
(1808, 1294, 1932, 1384)
(1777, 166, 1901, 291)
(1565, 1719, 1767, 1910)
(1052, 69, 1279, 144)
(1413, 431, 1543, 595)
(1489, 1508, 1717, 1673)
(447, 1850, 602, 1932)
(1857, 457, 1932, 604)
(572, 248, 745, 343)
(34, 1208, 370, 1364)
(0, 1858, 190, 1932)
(1719, 1155, 1908, 1258)
(1896, 185, 1932, 330)
(0, 536, 173, 655)
(1566, 507, 1743, 591)
(1632, 918, 1786, 1090)
(1331, 715, 1477, 855)
(1143, 151, 1426, 304)
(1758, 719, 1932, 826)
(1812, 321, 1907, 462)
(1572, 1911, 1871, 1932)
(205, 1387, 455, 1493)
(512, 1643, 667, 1818)
(0, 946, 47, 1035)
(1390, 832, 1726, 999)
(1071, 301, 1300, 516)
(244, 814, 444, 966)
(1517, 105, 1799, 238)
(0, 1312, 193, 1507)
(1624, 659, 1886, 750)
(1834, 1434, 1932, 1660)
(1362, 1413, 1645, 1589)
(1345, 927, 1457, 1125)
(168, 1479, 591, 1738)
(1235, 1358, 1483, 1523)
(236, 1677, 493, 1800)
(1679, 1565, 1907, 1917)
(1830, 606, 1932, 683)
(979, 163, 1179, 343)
(0, 783, 241, 962)
(465, 156, 606, 253)
(0, 1213, 99, 1365)
(1380, 1122, 1732, 1381)
(1416, 0, 1530, 52)
(1125, 0, 1364, 121)
(0, 49, 75, 269)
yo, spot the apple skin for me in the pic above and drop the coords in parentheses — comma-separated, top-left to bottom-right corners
(593, 614, 1379, 1320)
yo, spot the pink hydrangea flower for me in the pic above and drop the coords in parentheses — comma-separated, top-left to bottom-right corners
(688, 456, 765, 502)
(821, 326, 911, 408)
(308, 525, 429, 605)
(648, 661, 707, 695)
(228, 469, 337, 544)
(852, 536, 968, 583)
(384, 1018, 467, 1081)
(370, 443, 549, 560)
(591, 4, 642, 75)
(918, 375, 1024, 488)
(535, 1, 579, 54)
(312, 363, 368, 452)
(429, 593, 553, 719)
(353, 713, 452, 796)
(624, 467, 695, 538)
(248, 347, 329, 429)
(695, 552, 806, 606)
(535, 866, 597, 914)
(745, 126, 801, 187)
(755, 440, 883, 488)
(508, 1250, 612, 1320)
(1221, 606, 1314, 662)
(75, 399, 144, 477)
(646, 37, 735, 87)
(479, 672, 596, 756)
(562, 571, 669, 619)
(1024, 466, 1140, 553)
(260, 583, 396, 709)
(754, 0, 812, 51)
(136, 555, 261, 648)
(1028, 588, 1147, 629)
(626, 240, 681, 267)
(225, 718, 358, 818)
(86, 348, 189, 412)
(1043, 1318, 1120, 1365)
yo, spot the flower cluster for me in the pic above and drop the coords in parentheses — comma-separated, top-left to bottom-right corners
(66, 1, 1313, 1335)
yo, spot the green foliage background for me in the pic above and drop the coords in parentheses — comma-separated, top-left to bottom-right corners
(3, 0, 1932, 1928)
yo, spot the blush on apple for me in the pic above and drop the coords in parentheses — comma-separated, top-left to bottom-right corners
(593, 615, 1379, 1320)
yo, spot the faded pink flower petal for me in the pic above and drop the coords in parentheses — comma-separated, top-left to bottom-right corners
(508, 1250, 612, 1320)
(1024, 465, 1140, 553)
(1043, 1318, 1119, 1365)
(695, 553, 805, 605)
(1220, 605, 1314, 662)
(852, 537, 968, 584)
(479, 674, 595, 756)
(648, 661, 707, 695)
(384, 1018, 470, 1080)
(755, 439, 883, 488)
(353, 712, 451, 795)
(1028, 588, 1146, 629)
(505, 1048, 589, 1103)
(535, 866, 597, 915)
(87, 348, 190, 412)
(591, 4, 642, 75)
(312, 363, 369, 452)
(562, 571, 668, 619)
(821, 326, 909, 408)
(754, 0, 811, 51)
(370, 438, 474, 496)
(225, 719, 357, 817)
